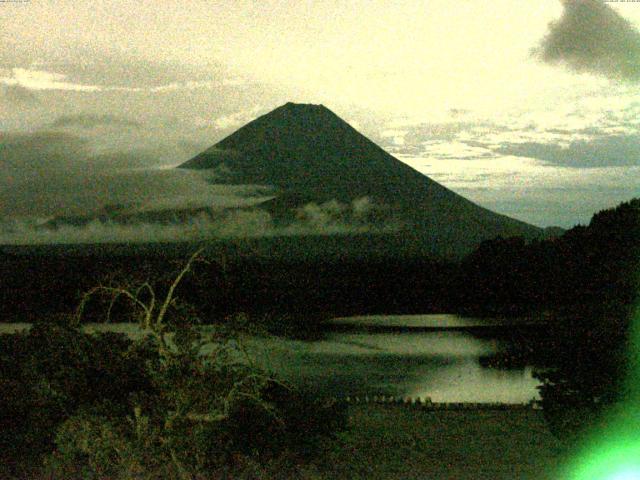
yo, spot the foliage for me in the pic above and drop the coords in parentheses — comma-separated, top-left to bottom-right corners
(456, 198, 640, 437)
(0, 315, 155, 476)
(457, 236, 553, 315)
(1, 249, 346, 479)
(457, 198, 640, 318)
(0, 241, 458, 322)
(533, 199, 640, 437)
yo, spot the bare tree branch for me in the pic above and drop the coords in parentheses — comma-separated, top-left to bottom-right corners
(156, 247, 205, 328)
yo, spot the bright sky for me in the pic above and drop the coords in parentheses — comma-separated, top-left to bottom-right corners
(1, 0, 640, 228)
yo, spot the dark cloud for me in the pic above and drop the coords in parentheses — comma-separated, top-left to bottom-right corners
(0, 131, 156, 176)
(50, 114, 141, 129)
(0, 128, 392, 241)
(534, 0, 640, 81)
(496, 134, 640, 168)
(0, 164, 259, 219)
(0, 84, 39, 105)
(0, 129, 236, 217)
(0, 131, 89, 174)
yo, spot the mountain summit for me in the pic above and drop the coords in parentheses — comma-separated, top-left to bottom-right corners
(181, 102, 418, 200)
(180, 102, 540, 255)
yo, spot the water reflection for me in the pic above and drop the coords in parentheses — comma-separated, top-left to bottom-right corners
(251, 316, 542, 403)
(0, 315, 544, 403)
(409, 359, 540, 403)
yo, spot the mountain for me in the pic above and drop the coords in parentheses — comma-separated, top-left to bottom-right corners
(180, 102, 541, 256)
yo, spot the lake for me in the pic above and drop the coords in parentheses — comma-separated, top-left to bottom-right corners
(1, 314, 543, 403)
(252, 314, 543, 403)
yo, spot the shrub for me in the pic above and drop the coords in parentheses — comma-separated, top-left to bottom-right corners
(17, 249, 348, 479)
(0, 318, 154, 478)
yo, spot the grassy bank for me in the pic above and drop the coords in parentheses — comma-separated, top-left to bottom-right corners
(318, 405, 567, 480)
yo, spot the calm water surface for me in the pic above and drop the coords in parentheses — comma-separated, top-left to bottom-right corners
(2, 314, 542, 403)
(252, 314, 541, 403)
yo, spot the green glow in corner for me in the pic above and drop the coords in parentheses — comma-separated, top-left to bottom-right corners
(609, 470, 640, 480)
(564, 304, 640, 480)
(566, 431, 640, 480)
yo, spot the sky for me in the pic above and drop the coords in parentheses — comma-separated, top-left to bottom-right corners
(1, 0, 640, 235)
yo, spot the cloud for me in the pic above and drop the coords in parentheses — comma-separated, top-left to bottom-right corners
(50, 114, 141, 129)
(0, 165, 257, 220)
(495, 133, 640, 168)
(148, 80, 244, 93)
(401, 151, 640, 227)
(210, 106, 265, 130)
(0, 131, 159, 177)
(0, 68, 102, 91)
(0, 84, 39, 105)
(43, 52, 227, 89)
(0, 66, 245, 95)
(0, 41, 228, 88)
(534, 0, 640, 81)
(0, 209, 274, 245)
(404, 121, 478, 143)
(409, 141, 496, 161)
(283, 197, 398, 234)
(0, 196, 395, 245)
(0, 129, 258, 217)
(0, 131, 89, 174)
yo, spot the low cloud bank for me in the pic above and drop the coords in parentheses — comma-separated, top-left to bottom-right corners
(0, 210, 271, 245)
(0, 197, 397, 245)
(290, 197, 395, 230)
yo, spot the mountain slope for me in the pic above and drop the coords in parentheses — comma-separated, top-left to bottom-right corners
(180, 102, 541, 255)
